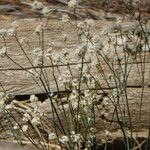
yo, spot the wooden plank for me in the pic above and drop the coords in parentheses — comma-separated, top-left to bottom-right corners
(32, 87, 150, 129)
(0, 62, 150, 95)
(0, 19, 150, 95)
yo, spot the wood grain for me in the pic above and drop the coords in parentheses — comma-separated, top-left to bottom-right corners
(0, 19, 149, 96)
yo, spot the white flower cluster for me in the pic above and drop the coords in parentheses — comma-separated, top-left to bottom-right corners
(81, 66, 91, 83)
(89, 35, 104, 53)
(99, 97, 110, 119)
(76, 19, 94, 39)
(0, 29, 7, 37)
(77, 21, 86, 30)
(48, 132, 57, 140)
(0, 46, 7, 58)
(84, 90, 95, 102)
(33, 47, 43, 67)
(79, 90, 95, 111)
(62, 14, 70, 23)
(5, 103, 14, 110)
(13, 123, 19, 130)
(72, 78, 79, 88)
(70, 131, 81, 143)
(19, 37, 28, 44)
(34, 22, 45, 34)
(59, 135, 69, 144)
(59, 70, 72, 89)
(90, 127, 97, 136)
(0, 92, 13, 109)
(31, 0, 43, 10)
(85, 127, 97, 145)
(69, 89, 79, 108)
(31, 116, 41, 125)
(47, 49, 64, 65)
(105, 129, 111, 137)
(22, 96, 41, 126)
(84, 19, 94, 27)
(23, 113, 31, 122)
(0, 28, 16, 37)
(68, 0, 78, 8)
(75, 44, 87, 58)
(100, 21, 149, 55)
(42, 7, 51, 16)
(22, 125, 28, 132)
(29, 95, 39, 106)
(59, 132, 81, 147)
(0, 92, 5, 109)
(7, 28, 16, 36)
(46, 47, 52, 57)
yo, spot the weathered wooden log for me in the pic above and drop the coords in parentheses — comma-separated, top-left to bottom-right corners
(0, 19, 149, 95)
(0, 19, 150, 134)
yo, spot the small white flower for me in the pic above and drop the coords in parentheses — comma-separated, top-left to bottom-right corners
(102, 138, 106, 143)
(33, 47, 42, 55)
(46, 47, 53, 57)
(69, 90, 78, 101)
(59, 135, 69, 144)
(30, 95, 38, 102)
(62, 34, 67, 41)
(0, 92, 5, 99)
(49, 52, 61, 65)
(31, 117, 40, 125)
(72, 101, 78, 108)
(62, 14, 70, 23)
(23, 113, 31, 122)
(68, 0, 78, 8)
(48, 133, 57, 140)
(72, 79, 78, 87)
(102, 97, 110, 108)
(134, 12, 140, 19)
(77, 21, 85, 29)
(5, 103, 13, 110)
(116, 17, 123, 24)
(0, 29, 7, 37)
(13, 123, 19, 130)
(19, 37, 27, 44)
(47, 47, 52, 54)
(0, 46, 7, 57)
(35, 23, 45, 34)
(22, 125, 28, 132)
(85, 19, 94, 26)
(0, 99, 4, 109)
(58, 70, 72, 86)
(32, 0, 43, 10)
(42, 7, 51, 16)
(86, 140, 93, 147)
(75, 114, 81, 121)
(105, 130, 111, 137)
(33, 54, 43, 67)
(70, 131, 81, 143)
(75, 44, 87, 57)
(144, 45, 150, 51)
(7, 28, 16, 36)
(117, 36, 128, 46)
(33, 106, 38, 113)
